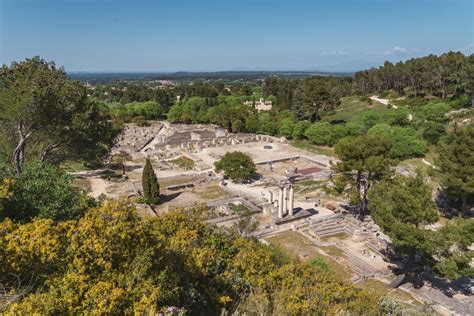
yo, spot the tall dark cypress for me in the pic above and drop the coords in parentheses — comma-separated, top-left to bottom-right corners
(142, 158, 159, 204)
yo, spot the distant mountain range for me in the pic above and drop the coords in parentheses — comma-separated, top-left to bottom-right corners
(67, 60, 386, 83)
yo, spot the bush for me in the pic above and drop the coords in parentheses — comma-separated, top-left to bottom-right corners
(2, 162, 90, 222)
(368, 124, 427, 159)
(422, 101, 452, 122)
(422, 121, 446, 144)
(359, 95, 372, 104)
(362, 110, 381, 128)
(304, 122, 335, 146)
(388, 108, 410, 126)
(292, 120, 311, 140)
(0, 201, 382, 314)
(278, 118, 295, 139)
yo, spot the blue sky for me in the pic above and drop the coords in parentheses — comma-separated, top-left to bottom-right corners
(1, 0, 472, 71)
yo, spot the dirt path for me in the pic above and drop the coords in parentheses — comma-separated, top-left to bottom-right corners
(89, 178, 108, 198)
(370, 95, 398, 108)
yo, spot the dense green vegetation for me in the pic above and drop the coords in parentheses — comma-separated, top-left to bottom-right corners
(214, 151, 257, 182)
(368, 173, 474, 280)
(0, 162, 93, 222)
(437, 125, 474, 215)
(0, 57, 118, 173)
(0, 195, 383, 314)
(332, 127, 474, 280)
(354, 52, 473, 98)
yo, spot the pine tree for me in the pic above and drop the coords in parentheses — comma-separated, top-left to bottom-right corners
(142, 158, 160, 204)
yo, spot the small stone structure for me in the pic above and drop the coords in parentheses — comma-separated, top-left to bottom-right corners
(243, 98, 273, 112)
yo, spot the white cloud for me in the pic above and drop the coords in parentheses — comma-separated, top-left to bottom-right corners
(384, 46, 407, 55)
(320, 51, 349, 56)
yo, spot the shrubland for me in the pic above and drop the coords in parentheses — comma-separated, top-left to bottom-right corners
(0, 195, 383, 314)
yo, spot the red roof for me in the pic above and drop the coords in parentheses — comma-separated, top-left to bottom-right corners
(298, 166, 322, 176)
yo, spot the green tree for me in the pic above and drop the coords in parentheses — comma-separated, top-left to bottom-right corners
(291, 120, 311, 140)
(363, 110, 381, 128)
(278, 118, 295, 139)
(304, 122, 336, 146)
(432, 218, 474, 279)
(369, 172, 438, 229)
(2, 161, 89, 222)
(333, 135, 395, 216)
(369, 173, 474, 280)
(214, 151, 256, 182)
(422, 121, 446, 144)
(437, 125, 474, 215)
(142, 158, 160, 204)
(368, 124, 427, 159)
(293, 76, 340, 122)
(0, 57, 116, 172)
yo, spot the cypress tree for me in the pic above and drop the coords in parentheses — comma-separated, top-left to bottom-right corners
(142, 158, 160, 204)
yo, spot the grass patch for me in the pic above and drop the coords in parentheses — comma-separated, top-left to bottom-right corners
(319, 245, 346, 257)
(320, 232, 350, 243)
(291, 140, 335, 156)
(309, 257, 331, 272)
(73, 178, 92, 193)
(357, 279, 425, 309)
(294, 179, 324, 192)
(160, 176, 199, 188)
(266, 231, 352, 280)
(228, 203, 250, 213)
(61, 160, 92, 172)
(195, 186, 229, 200)
(169, 156, 195, 170)
(322, 96, 392, 125)
(99, 169, 122, 180)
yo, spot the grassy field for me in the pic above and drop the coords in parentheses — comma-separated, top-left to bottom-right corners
(291, 140, 335, 156)
(266, 231, 353, 280)
(320, 232, 350, 243)
(159, 176, 200, 188)
(169, 156, 195, 170)
(356, 279, 428, 311)
(294, 179, 325, 192)
(319, 245, 346, 257)
(195, 186, 229, 200)
(322, 96, 392, 125)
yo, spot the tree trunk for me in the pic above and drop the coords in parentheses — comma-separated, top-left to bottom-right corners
(461, 193, 468, 216)
(40, 143, 61, 162)
(12, 124, 32, 173)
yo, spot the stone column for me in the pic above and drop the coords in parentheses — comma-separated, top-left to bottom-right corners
(278, 187, 283, 219)
(283, 186, 288, 215)
(268, 191, 274, 203)
(288, 185, 294, 216)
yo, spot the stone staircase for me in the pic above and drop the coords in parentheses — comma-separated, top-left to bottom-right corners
(302, 214, 359, 238)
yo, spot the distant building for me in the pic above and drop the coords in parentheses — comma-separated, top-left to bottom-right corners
(243, 98, 272, 112)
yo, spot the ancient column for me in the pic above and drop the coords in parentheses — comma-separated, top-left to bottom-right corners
(288, 185, 294, 216)
(278, 187, 283, 219)
(283, 186, 288, 215)
(268, 191, 274, 203)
